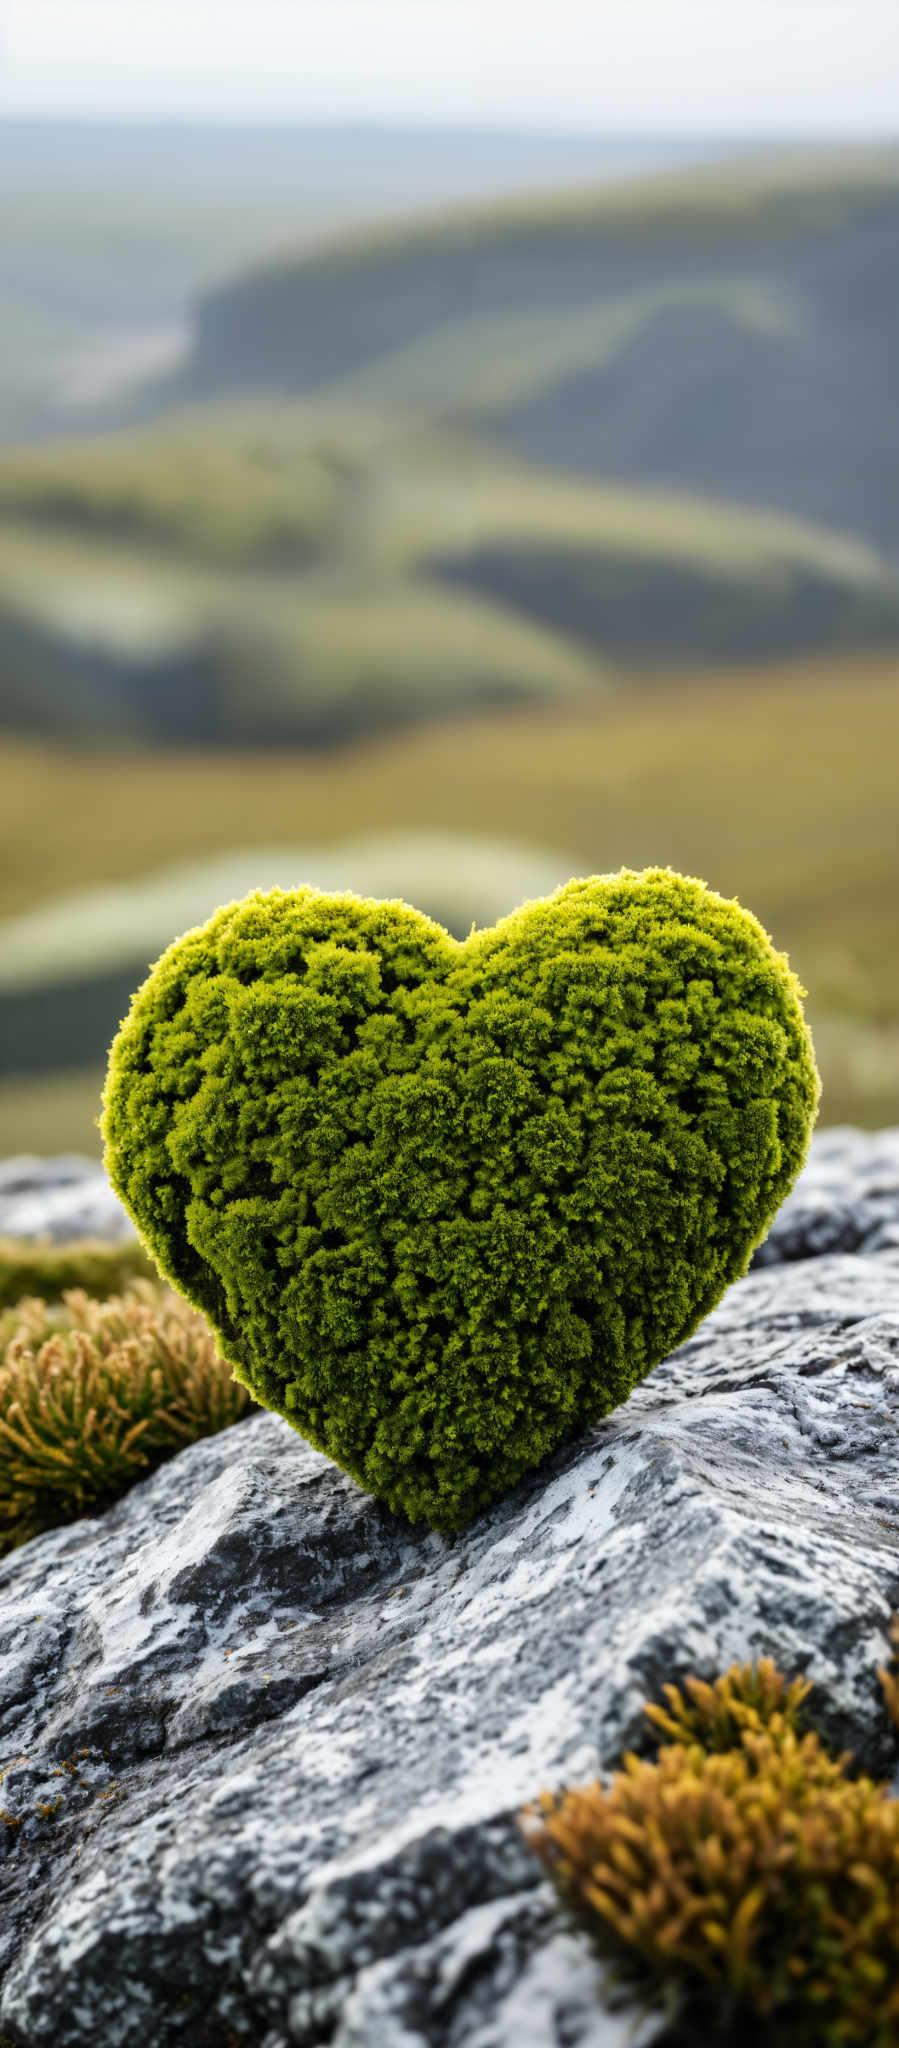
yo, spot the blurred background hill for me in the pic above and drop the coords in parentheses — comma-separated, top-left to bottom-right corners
(1, 51, 897, 1151)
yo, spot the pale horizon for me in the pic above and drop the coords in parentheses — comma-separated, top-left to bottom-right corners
(1, 0, 897, 135)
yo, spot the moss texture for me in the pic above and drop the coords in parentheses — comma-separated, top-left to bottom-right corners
(102, 868, 819, 1530)
(0, 1283, 250, 1553)
(526, 1658, 899, 2047)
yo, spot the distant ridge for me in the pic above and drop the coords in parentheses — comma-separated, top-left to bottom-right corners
(173, 141, 899, 400)
(0, 120, 725, 445)
(0, 141, 895, 756)
(151, 144, 899, 577)
(199, 140, 899, 288)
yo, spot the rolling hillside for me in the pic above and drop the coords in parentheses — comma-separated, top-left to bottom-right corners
(3, 141, 898, 1153)
(0, 146, 896, 750)
(175, 147, 899, 556)
(3, 119, 679, 440)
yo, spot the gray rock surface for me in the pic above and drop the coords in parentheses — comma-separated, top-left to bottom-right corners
(0, 1154, 133, 1243)
(0, 1137, 897, 2046)
(753, 1125, 899, 1264)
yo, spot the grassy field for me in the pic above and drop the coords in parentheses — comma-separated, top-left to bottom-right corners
(0, 418, 338, 563)
(0, 502, 605, 747)
(2, 648, 897, 1147)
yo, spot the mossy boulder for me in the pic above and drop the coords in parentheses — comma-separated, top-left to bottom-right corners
(102, 868, 819, 1531)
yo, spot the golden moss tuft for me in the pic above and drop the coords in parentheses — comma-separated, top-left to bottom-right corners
(525, 1658, 899, 2048)
(642, 1653, 814, 1752)
(0, 1282, 251, 1553)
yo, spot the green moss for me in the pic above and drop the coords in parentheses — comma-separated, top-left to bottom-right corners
(102, 868, 819, 1531)
(0, 1234, 154, 1311)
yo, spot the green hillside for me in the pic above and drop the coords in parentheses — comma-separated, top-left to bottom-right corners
(0, 438, 605, 746)
(0, 146, 897, 748)
(3, 142, 898, 1157)
(0, 398, 895, 746)
(180, 145, 899, 392)
(0, 418, 338, 563)
(176, 145, 899, 557)
(0, 121, 699, 439)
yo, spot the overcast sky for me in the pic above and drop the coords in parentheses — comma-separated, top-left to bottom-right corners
(1, 0, 897, 133)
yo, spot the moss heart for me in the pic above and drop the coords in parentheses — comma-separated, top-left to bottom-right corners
(103, 868, 818, 1531)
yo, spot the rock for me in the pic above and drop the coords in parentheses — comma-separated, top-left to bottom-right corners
(752, 1124, 899, 1264)
(0, 1155, 133, 1244)
(0, 1135, 897, 2046)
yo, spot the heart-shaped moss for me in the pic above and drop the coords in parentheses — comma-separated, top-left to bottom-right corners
(103, 869, 818, 1531)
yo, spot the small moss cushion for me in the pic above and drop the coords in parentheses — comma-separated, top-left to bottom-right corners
(102, 869, 819, 1531)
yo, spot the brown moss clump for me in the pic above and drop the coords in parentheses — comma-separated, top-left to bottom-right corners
(641, 1654, 814, 1753)
(0, 1283, 251, 1553)
(525, 1658, 899, 2048)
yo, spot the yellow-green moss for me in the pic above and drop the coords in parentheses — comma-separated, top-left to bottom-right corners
(0, 1235, 154, 1311)
(102, 868, 819, 1531)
